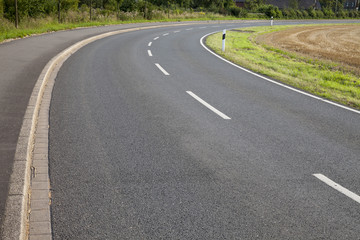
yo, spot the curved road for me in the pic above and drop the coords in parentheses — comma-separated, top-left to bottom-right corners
(49, 22, 360, 239)
(0, 21, 200, 233)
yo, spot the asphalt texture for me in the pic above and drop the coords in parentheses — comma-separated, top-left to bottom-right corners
(49, 21, 360, 239)
(0, 21, 201, 233)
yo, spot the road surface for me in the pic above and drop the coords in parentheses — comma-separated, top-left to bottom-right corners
(48, 21, 360, 239)
(0, 21, 201, 233)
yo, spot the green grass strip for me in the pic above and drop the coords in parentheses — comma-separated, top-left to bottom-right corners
(0, 16, 243, 43)
(206, 25, 360, 110)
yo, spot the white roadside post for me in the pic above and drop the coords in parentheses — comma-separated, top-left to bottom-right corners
(271, 16, 273, 26)
(222, 29, 226, 52)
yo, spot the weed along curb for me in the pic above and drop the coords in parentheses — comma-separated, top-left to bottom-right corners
(0, 22, 201, 240)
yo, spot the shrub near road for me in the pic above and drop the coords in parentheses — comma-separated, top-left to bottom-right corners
(206, 24, 360, 110)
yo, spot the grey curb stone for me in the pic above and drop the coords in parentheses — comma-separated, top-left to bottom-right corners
(32, 160, 48, 168)
(32, 174, 48, 182)
(31, 182, 49, 190)
(30, 200, 50, 211)
(30, 222, 51, 235)
(30, 208, 51, 222)
(29, 234, 52, 240)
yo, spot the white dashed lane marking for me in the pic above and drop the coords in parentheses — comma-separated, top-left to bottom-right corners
(313, 174, 360, 204)
(155, 63, 170, 76)
(186, 91, 231, 120)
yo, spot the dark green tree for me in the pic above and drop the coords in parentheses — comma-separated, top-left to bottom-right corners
(120, 0, 136, 12)
(289, 0, 299, 9)
(0, 0, 4, 17)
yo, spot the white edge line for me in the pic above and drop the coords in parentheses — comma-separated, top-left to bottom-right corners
(154, 36, 159, 40)
(148, 50, 153, 57)
(155, 63, 170, 75)
(148, 41, 152, 47)
(313, 174, 360, 204)
(186, 91, 231, 120)
(200, 31, 360, 115)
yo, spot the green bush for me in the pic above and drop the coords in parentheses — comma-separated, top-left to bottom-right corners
(229, 6, 247, 18)
(275, 7, 282, 18)
(281, 9, 290, 18)
(136, 1, 155, 19)
(289, 9, 297, 18)
(336, 10, 346, 18)
(208, 3, 219, 13)
(301, 10, 309, 18)
(120, 0, 136, 12)
(239, 8, 248, 18)
(316, 10, 324, 18)
(79, 4, 89, 13)
(296, 10, 303, 18)
(266, 6, 277, 17)
(229, 6, 240, 17)
(307, 8, 316, 18)
(322, 8, 335, 18)
(349, 10, 359, 18)
(258, 4, 281, 18)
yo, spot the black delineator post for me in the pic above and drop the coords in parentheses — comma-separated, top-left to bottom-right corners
(222, 29, 226, 52)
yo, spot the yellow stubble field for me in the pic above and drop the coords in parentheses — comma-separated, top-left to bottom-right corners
(257, 25, 360, 73)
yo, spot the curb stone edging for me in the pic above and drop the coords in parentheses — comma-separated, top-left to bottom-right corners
(1, 22, 201, 240)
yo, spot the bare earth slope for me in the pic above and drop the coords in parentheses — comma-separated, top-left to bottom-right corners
(257, 25, 360, 71)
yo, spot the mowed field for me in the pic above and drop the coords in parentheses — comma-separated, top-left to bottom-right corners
(257, 25, 360, 73)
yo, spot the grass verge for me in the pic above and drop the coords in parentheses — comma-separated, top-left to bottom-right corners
(0, 15, 241, 43)
(205, 25, 360, 110)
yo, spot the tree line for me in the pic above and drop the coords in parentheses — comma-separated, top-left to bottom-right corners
(0, 0, 359, 28)
(0, 0, 237, 21)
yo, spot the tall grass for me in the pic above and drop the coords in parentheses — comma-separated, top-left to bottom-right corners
(0, 10, 238, 43)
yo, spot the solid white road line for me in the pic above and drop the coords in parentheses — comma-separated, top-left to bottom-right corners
(155, 63, 170, 76)
(148, 50, 153, 57)
(313, 174, 360, 204)
(148, 42, 152, 47)
(153, 37, 159, 40)
(163, 33, 169, 36)
(200, 32, 360, 115)
(186, 91, 231, 120)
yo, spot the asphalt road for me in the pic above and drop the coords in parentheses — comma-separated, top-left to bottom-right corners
(0, 21, 203, 231)
(49, 21, 360, 239)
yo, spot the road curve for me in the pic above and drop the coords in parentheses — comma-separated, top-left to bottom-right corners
(49, 21, 360, 239)
(0, 21, 227, 239)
